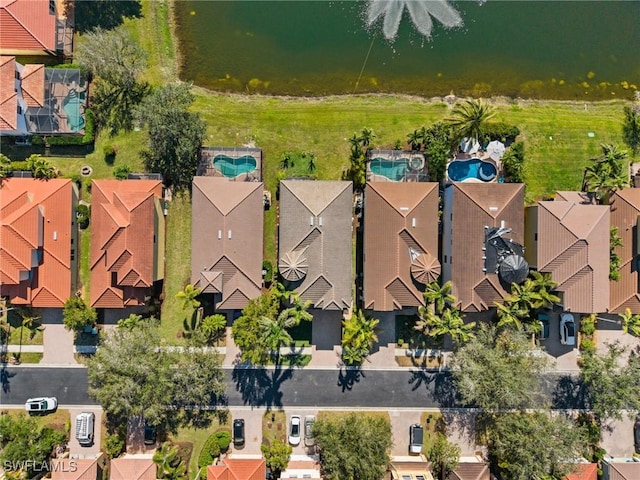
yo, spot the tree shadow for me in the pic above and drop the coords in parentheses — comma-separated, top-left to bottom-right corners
(550, 374, 587, 410)
(336, 366, 366, 392)
(408, 369, 462, 408)
(1, 363, 17, 393)
(72, 0, 143, 33)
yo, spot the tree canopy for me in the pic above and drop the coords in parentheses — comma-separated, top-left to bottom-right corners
(622, 102, 640, 155)
(87, 321, 225, 430)
(313, 413, 392, 480)
(450, 324, 549, 411)
(62, 296, 97, 331)
(136, 83, 207, 191)
(261, 439, 292, 477)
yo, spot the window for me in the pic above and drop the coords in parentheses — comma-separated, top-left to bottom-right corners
(444, 255, 448, 263)
(71, 238, 74, 244)
(70, 249, 75, 261)
(17, 106, 22, 114)
(153, 234, 156, 244)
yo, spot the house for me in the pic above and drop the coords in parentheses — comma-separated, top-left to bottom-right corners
(442, 183, 526, 312)
(0, 56, 88, 136)
(389, 458, 434, 480)
(609, 189, 640, 313)
(191, 177, 264, 313)
(445, 459, 490, 480)
(207, 457, 266, 480)
(0, 178, 77, 307)
(280, 457, 323, 479)
(109, 456, 156, 480)
(90, 180, 165, 309)
(524, 192, 610, 313)
(562, 463, 598, 480)
(278, 180, 353, 311)
(601, 457, 640, 480)
(50, 455, 107, 480)
(363, 182, 440, 311)
(0, 0, 72, 56)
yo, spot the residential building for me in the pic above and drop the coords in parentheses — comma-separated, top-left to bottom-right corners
(389, 458, 434, 480)
(278, 180, 353, 311)
(0, 177, 77, 307)
(0, 56, 88, 136)
(0, 0, 72, 56)
(524, 192, 610, 313)
(609, 189, 640, 313)
(51, 455, 107, 480)
(207, 457, 266, 480)
(601, 458, 640, 480)
(109, 456, 156, 480)
(562, 463, 598, 480)
(442, 183, 526, 312)
(191, 177, 264, 312)
(90, 180, 165, 309)
(445, 459, 490, 480)
(363, 182, 440, 311)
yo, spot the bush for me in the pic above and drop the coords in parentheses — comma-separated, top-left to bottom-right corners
(113, 165, 131, 180)
(215, 430, 231, 451)
(482, 122, 520, 144)
(76, 204, 90, 229)
(262, 260, 273, 284)
(10, 160, 30, 171)
(104, 145, 117, 164)
(579, 338, 596, 354)
(105, 434, 125, 458)
(502, 141, 525, 183)
(198, 433, 221, 467)
(580, 315, 597, 336)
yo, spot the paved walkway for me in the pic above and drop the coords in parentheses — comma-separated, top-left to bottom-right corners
(41, 308, 77, 365)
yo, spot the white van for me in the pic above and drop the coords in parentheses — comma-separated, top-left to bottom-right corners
(75, 412, 95, 446)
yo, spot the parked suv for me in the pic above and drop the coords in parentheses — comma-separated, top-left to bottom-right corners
(409, 424, 423, 455)
(25, 397, 57, 415)
(233, 419, 245, 447)
(75, 412, 95, 446)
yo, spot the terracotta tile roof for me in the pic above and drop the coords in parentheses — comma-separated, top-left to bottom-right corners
(0, 0, 57, 53)
(191, 177, 264, 311)
(21, 63, 44, 106)
(445, 462, 490, 480)
(531, 198, 610, 313)
(609, 189, 640, 313)
(363, 182, 440, 311)
(442, 183, 525, 312)
(90, 180, 164, 308)
(0, 178, 75, 307)
(563, 463, 598, 480)
(0, 55, 17, 129)
(278, 180, 353, 310)
(207, 458, 266, 480)
(51, 459, 97, 480)
(109, 457, 155, 480)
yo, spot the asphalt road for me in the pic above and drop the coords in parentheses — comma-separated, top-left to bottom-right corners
(0, 366, 587, 410)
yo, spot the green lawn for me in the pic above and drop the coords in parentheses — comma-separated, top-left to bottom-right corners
(9, 326, 43, 346)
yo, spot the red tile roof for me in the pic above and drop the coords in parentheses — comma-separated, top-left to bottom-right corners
(51, 458, 98, 480)
(0, 178, 75, 307)
(364, 182, 440, 311)
(207, 458, 266, 480)
(0, 55, 17, 129)
(21, 63, 44, 106)
(0, 0, 57, 53)
(563, 463, 598, 480)
(110, 457, 156, 480)
(90, 180, 163, 308)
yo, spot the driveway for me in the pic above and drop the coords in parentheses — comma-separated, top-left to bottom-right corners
(538, 311, 579, 372)
(600, 415, 637, 457)
(40, 308, 76, 365)
(68, 407, 103, 457)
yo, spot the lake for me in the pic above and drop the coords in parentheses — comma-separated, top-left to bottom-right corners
(174, 1, 640, 99)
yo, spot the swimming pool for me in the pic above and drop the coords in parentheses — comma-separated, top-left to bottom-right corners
(62, 91, 85, 132)
(369, 158, 410, 182)
(213, 155, 257, 178)
(447, 158, 497, 182)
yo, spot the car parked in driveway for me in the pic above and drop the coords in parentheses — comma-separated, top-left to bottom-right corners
(536, 310, 550, 341)
(25, 397, 57, 415)
(304, 415, 315, 447)
(634, 418, 640, 454)
(144, 421, 157, 446)
(560, 313, 576, 346)
(233, 419, 245, 447)
(289, 415, 301, 446)
(409, 424, 423, 454)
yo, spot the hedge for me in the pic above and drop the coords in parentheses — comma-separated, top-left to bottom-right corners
(31, 108, 95, 146)
(482, 122, 520, 144)
(77, 204, 90, 230)
(198, 434, 221, 468)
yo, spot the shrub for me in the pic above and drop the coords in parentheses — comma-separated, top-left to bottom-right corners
(262, 260, 273, 284)
(580, 315, 597, 336)
(502, 141, 525, 183)
(9, 160, 30, 171)
(113, 165, 131, 180)
(215, 430, 231, 451)
(62, 296, 97, 331)
(105, 434, 125, 458)
(579, 338, 596, 354)
(76, 204, 90, 230)
(198, 433, 221, 467)
(482, 122, 520, 144)
(104, 145, 117, 164)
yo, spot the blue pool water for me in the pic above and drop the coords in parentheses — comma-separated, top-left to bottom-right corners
(448, 159, 497, 182)
(213, 155, 257, 177)
(369, 158, 410, 182)
(62, 91, 85, 132)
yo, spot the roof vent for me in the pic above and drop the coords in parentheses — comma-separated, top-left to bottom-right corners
(319, 217, 323, 226)
(227, 230, 232, 239)
(53, 231, 57, 240)
(489, 206, 498, 212)
(218, 230, 222, 240)
(309, 216, 314, 226)
(412, 218, 416, 228)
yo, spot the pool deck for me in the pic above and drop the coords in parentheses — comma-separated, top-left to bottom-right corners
(447, 151, 501, 184)
(197, 146, 263, 181)
(366, 150, 428, 183)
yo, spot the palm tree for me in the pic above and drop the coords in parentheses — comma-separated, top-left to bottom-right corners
(583, 143, 629, 204)
(175, 284, 201, 311)
(359, 127, 376, 149)
(307, 153, 316, 173)
(17, 311, 41, 362)
(260, 315, 294, 368)
(153, 442, 187, 480)
(117, 313, 144, 330)
(280, 153, 290, 169)
(494, 301, 526, 331)
(407, 129, 423, 151)
(27, 154, 57, 179)
(619, 308, 640, 337)
(527, 271, 560, 307)
(341, 309, 379, 366)
(417, 307, 475, 348)
(423, 281, 456, 315)
(446, 99, 495, 144)
(506, 280, 545, 314)
(202, 314, 227, 344)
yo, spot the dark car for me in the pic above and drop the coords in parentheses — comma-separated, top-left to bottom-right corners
(537, 311, 550, 341)
(233, 419, 245, 447)
(144, 422, 157, 446)
(634, 419, 640, 454)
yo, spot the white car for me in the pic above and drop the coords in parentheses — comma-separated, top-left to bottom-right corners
(25, 397, 58, 415)
(560, 313, 576, 346)
(288, 415, 301, 446)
